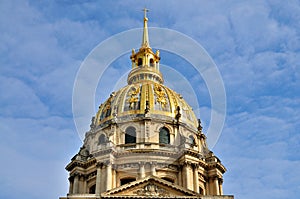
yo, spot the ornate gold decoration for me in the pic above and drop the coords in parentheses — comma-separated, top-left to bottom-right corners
(128, 86, 140, 109)
(154, 84, 167, 108)
(105, 93, 115, 110)
(100, 93, 114, 120)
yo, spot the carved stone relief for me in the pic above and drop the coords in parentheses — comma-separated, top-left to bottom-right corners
(134, 183, 170, 196)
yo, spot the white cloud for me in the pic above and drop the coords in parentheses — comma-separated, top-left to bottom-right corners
(223, 157, 300, 199)
(0, 116, 81, 199)
(0, 76, 49, 118)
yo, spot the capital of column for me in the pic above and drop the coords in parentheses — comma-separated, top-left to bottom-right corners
(104, 160, 112, 167)
(191, 163, 199, 169)
(209, 175, 221, 182)
(71, 172, 82, 177)
(68, 176, 74, 181)
(183, 161, 193, 168)
(219, 178, 224, 184)
(96, 162, 104, 168)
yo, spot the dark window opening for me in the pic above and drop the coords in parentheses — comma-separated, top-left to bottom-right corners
(89, 184, 96, 194)
(98, 134, 106, 145)
(138, 58, 142, 66)
(159, 127, 170, 144)
(105, 108, 111, 117)
(199, 187, 204, 195)
(150, 58, 154, 66)
(162, 177, 174, 183)
(120, 178, 136, 185)
(188, 135, 196, 146)
(125, 127, 136, 144)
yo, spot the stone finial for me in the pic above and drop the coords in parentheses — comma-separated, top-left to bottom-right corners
(197, 118, 203, 132)
(90, 116, 95, 129)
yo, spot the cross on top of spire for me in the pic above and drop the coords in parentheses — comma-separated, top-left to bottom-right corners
(141, 8, 150, 48)
(142, 8, 149, 19)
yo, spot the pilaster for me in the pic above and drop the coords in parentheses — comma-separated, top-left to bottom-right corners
(106, 161, 112, 191)
(214, 177, 220, 195)
(68, 176, 73, 194)
(178, 165, 182, 186)
(72, 173, 79, 194)
(193, 164, 199, 193)
(139, 162, 146, 179)
(150, 162, 156, 176)
(219, 178, 224, 195)
(95, 162, 103, 195)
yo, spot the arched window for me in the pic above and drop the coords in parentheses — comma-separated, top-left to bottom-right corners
(98, 134, 106, 145)
(150, 58, 154, 67)
(125, 126, 136, 144)
(89, 184, 96, 194)
(159, 127, 170, 144)
(138, 58, 142, 66)
(188, 135, 196, 146)
(120, 177, 136, 185)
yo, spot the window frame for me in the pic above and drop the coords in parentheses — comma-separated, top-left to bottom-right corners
(159, 127, 170, 144)
(125, 126, 136, 144)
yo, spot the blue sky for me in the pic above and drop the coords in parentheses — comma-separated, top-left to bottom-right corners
(0, 0, 299, 199)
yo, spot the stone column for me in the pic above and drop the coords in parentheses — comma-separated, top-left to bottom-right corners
(150, 162, 156, 176)
(95, 163, 102, 195)
(112, 167, 117, 189)
(73, 174, 79, 194)
(196, 135, 201, 152)
(186, 163, 194, 191)
(219, 178, 223, 195)
(139, 162, 145, 179)
(173, 125, 179, 146)
(214, 177, 220, 195)
(106, 163, 112, 191)
(68, 177, 73, 194)
(83, 178, 87, 194)
(205, 179, 210, 195)
(178, 165, 182, 186)
(182, 164, 187, 188)
(193, 165, 199, 193)
(207, 178, 214, 195)
(78, 175, 83, 193)
(182, 162, 193, 190)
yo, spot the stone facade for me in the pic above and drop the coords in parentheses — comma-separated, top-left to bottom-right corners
(60, 11, 233, 199)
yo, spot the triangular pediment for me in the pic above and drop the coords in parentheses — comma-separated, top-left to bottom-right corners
(102, 175, 199, 198)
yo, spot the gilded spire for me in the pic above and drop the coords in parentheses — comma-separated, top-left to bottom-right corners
(141, 8, 150, 48)
(128, 9, 162, 85)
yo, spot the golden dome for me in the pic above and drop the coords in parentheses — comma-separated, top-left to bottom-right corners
(95, 82, 198, 129)
(94, 11, 198, 130)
